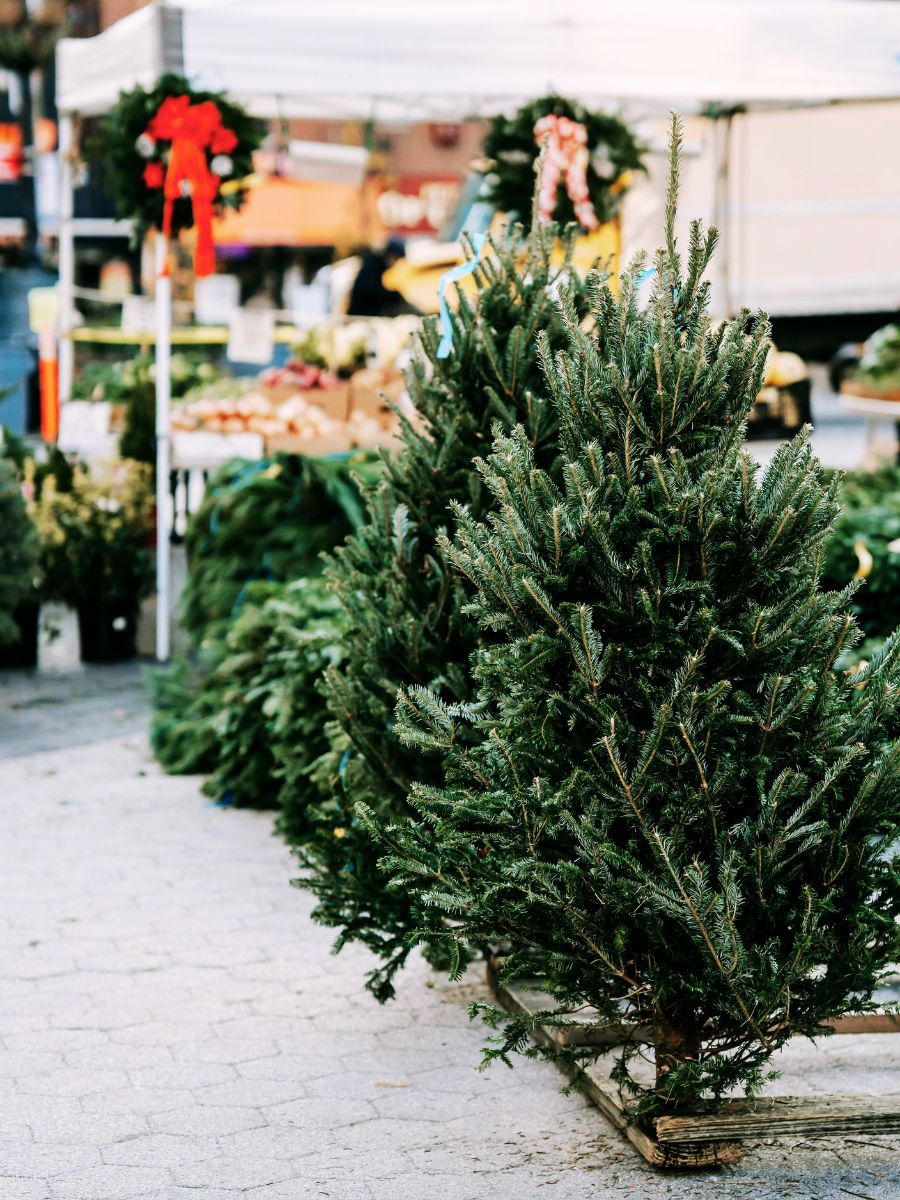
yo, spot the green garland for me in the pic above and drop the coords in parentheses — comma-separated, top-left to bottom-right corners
(483, 95, 645, 229)
(92, 73, 263, 238)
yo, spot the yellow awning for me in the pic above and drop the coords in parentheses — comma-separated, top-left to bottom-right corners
(383, 219, 621, 314)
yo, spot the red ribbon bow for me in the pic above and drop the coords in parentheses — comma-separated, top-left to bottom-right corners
(142, 95, 238, 276)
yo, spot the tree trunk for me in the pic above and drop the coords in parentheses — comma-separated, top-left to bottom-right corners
(654, 1001, 701, 1109)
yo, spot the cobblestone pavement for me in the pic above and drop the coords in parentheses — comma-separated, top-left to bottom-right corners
(1, 668, 899, 1199)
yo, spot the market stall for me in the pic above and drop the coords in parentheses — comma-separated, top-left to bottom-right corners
(55, 0, 900, 660)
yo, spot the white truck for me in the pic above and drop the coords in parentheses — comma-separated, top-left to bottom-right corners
(623, 104, 900, 337)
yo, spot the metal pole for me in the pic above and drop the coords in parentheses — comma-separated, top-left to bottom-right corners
(57, 113, 75, 405)
(711, 110, 735, 320)
(154, 233, 172, 662)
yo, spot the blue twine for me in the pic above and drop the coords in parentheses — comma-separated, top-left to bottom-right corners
(634, 267, 679, 307)
(436, 233, 487, 359)
(206, 458, 274, 545)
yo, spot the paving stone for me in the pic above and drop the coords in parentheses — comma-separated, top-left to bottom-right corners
(4, 1031, 108, 1055)
(237, 1052, 337, 1082)
(170, 1155, 297, 1190)
(79, 1087, 185, 1119)
(64, 1044, 170, 1073)
(100, 1131, 219, 1167)
(147, 1105, 264, 1138)
(28, 1111, 150, 1148)
(141, 1193, 241, 1200)
(170, 1037, 278, 1066)
(0, 1180, 53, 1200)
(367, 1177, 481, 1200)
(264, 1096, 378, 1130)
(0, 1143, 100, 1177)
(214, 1122, 330, 1161)
(0, 1016, 51, 1036)
(107, 1020, 218, 1047)
(48, 1163, 173, 1199)
(17, 1068, 131, 1098)
(0, 1051, 64, 1079)
(370, 1086, 488, 1123)
(245, 1183, 373, 1200)
(194, 1076, 308, 1108)
(127, 1061, 237, 1092)
(332, 1117, 451, 1154)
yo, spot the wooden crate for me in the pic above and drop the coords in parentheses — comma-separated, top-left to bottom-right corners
(264, 432, 353, 457)
(263, 382, 351, 422)
(842, 378, 900, 404)
(351, 368, 405, 422)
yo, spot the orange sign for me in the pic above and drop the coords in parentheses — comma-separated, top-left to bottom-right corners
(0, 123, 22, 183)
(214, 178, 363, 248)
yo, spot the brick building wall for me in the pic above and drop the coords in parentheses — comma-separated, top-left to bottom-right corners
(98, 0, 148, 29)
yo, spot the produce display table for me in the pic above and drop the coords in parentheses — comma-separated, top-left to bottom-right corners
(68, 326, 301, 347)
(171, 431, 264, 471)
(840, 383, 900, 464)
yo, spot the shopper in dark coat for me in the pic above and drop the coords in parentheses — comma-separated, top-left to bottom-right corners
(347, 238, 407, 317)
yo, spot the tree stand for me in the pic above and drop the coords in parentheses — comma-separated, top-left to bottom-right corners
(486, 956, 900, 1169)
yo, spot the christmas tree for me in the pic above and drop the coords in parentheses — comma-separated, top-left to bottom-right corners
(382, 119, 900, 1111)
(297, 219, 585, 999)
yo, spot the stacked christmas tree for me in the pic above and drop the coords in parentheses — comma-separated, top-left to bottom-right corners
(296, 220, 585, 998)
(369, 119, 900, 1111)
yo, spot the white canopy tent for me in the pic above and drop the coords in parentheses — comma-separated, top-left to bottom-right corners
(57, 0, 900, 118)
(55, 0, 900, 662)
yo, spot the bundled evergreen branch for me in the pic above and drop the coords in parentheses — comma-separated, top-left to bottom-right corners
(210, 579, 343, 816)
(296, 220, 588, 999)
(149, 653, 221, 776)
(152, 577, 344, 821)
(152, 452, 374, 816)
(379, 118, 900, 1111)
(181, 452, 377, 644)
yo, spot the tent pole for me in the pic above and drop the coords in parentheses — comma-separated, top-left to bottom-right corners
(57, 112, 75, 406)
(154, 233, 172, 663)
(711, 109, 735, 320)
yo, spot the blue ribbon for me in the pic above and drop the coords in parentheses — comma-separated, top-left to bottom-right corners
(635, 269, 681, 327)
(436, 233, 487, 360)
(205, 458, 273, 546)
(634, 267, 679, 307)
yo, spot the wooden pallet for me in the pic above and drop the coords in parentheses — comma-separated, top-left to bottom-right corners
(655, 1094, 900, 1144)
(830, 1012, 900, 1034)
(487, 958, 900, 1044)
(485, 958, 900, 1168)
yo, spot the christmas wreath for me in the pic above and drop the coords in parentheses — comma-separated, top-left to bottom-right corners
(94, 74, 262, 273)
(482, 95, 645, 231)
